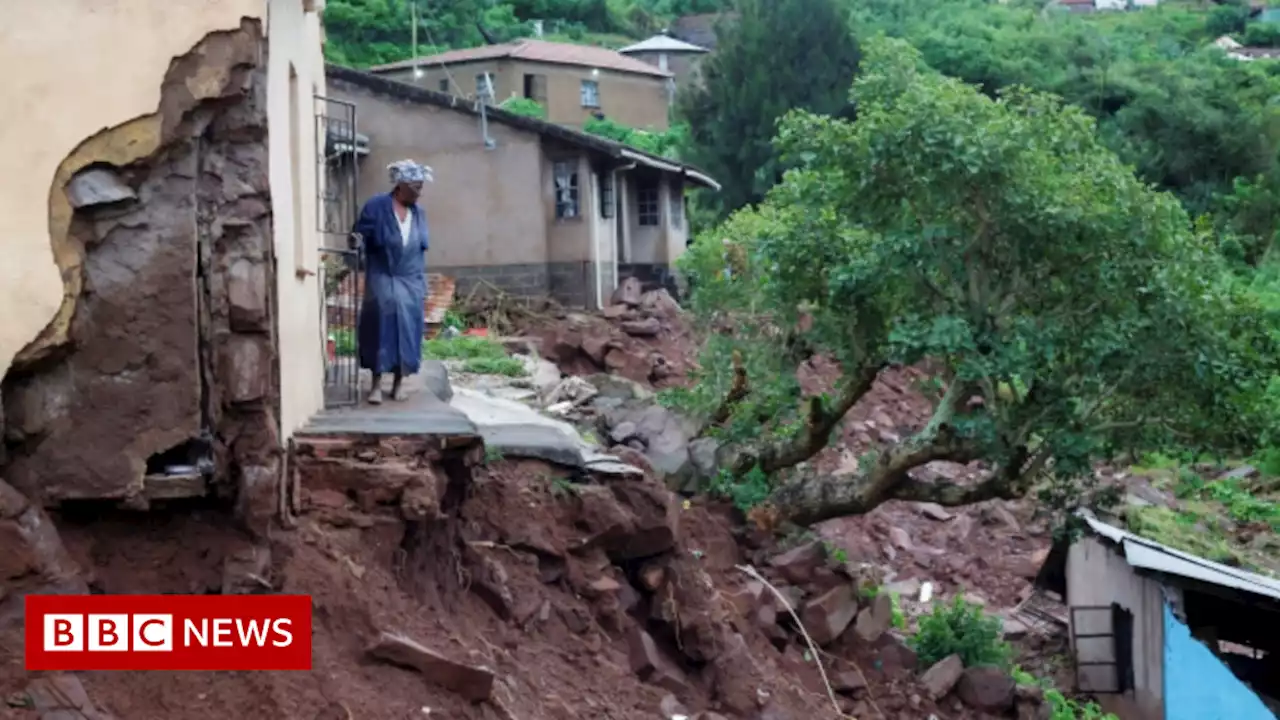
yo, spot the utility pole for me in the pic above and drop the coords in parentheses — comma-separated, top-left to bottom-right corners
(411, 0, 423, 79)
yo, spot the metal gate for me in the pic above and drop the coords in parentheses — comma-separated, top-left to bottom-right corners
(315, 95, 363, 408)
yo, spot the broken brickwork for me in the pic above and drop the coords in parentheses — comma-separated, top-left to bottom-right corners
(1, 20, 281, 535)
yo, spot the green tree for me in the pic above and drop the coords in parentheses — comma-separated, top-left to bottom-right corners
(674, 39, 1275, 525)
(675, 0, 860, 219)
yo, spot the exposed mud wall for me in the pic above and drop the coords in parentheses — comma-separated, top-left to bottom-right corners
(1, 22, 281, 529)
(0, 0, 267, 383)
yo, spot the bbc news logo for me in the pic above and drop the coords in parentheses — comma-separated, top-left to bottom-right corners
(25, 594, 312, 671)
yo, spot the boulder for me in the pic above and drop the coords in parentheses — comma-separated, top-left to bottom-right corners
(853, 591, 893, 643)
(366, 632, 496, 701)
(956, 666, 1016, 712)
(920, 654, 964, 699)
(612, 276, 644, 307)
(605, 346, 655, 383)
(768, 541, 825, 585)
(621, 317, 661, 337)
(800, 584, 859, 646)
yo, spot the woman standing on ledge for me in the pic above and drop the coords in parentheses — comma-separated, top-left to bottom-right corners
(352, 159, 432, 405)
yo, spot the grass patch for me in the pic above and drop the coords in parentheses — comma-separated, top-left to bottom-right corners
(1125, 505, 1247, 567)
(462, 356, 528, 377)
(422, 335, 507, 361)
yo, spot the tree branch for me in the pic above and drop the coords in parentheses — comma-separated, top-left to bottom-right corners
(737, 362, 883, 475)
(705, 349, 749, 431)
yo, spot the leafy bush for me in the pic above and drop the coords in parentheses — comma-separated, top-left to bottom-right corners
(1011, 667, 1118, 720)
(909, 596, 1010, 668)
(499, 97, 547, 119)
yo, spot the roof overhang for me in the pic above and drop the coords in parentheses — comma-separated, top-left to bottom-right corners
(619, 149, 721, 191)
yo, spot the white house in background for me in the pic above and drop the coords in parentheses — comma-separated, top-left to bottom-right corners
(618, 33, 710, 91)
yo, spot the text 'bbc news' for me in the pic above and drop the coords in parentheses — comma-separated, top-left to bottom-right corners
(25, 594, 312, 671)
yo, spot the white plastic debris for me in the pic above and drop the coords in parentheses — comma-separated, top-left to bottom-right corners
(920, 581, 934, 604)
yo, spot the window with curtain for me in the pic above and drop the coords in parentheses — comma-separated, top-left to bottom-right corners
(554, 161, 580, 219)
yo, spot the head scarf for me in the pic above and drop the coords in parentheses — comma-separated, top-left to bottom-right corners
(387, 159, 433, 186)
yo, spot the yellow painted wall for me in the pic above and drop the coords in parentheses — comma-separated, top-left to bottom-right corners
(269, 0, 329, 438)
(0, 0, 327, 439)
(0, 0, 267, 385)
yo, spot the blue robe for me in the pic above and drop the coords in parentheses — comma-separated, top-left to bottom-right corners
(353, 193, 429, 375)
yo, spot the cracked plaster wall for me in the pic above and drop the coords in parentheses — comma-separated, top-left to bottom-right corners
(0, 1, 328, 529)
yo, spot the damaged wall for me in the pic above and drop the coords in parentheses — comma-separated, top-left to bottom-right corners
(0, 1, 329, 534)
(0, 0, 267, 385)
(2, 22, 279, 512)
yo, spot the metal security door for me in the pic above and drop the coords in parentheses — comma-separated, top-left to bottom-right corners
(315, 95, 362, 408)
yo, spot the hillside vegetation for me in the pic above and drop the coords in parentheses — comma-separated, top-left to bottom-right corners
(323, 0, 730, 67)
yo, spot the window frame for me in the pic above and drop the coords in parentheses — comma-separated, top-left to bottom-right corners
(668, 188, 684, 228)
(475, 72, 494, 100)
(553, 161, 581, 220)
(637, 180, 660, 226)
(599, 172, 615, 219)
(438, 78, 449, 93)
(580, 79, 600, 108)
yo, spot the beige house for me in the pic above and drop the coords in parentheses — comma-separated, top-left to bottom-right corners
(326, 66, 718, 309)
(618, 34, 710, 91)
(370, 39, 674, 131)
(0, 0, 330, 531)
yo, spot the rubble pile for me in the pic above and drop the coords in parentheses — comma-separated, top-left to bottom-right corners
(538, 277, 694, 389)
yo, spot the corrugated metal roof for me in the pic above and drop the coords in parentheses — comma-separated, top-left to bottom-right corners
(1081, 513, 1280, 602)
(618, 34, 709, 54)
(370, 39, 672, 78)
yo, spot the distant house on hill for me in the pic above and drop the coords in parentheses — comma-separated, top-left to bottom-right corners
(368, 38, 673, 131)
(618, 33, 709, 92)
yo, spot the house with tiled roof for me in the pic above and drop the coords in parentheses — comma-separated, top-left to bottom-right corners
(369, 38, 673, 131)
(619, 32, 709, 91)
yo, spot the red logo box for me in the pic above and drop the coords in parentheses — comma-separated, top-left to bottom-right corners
(25, 594, 312, 671)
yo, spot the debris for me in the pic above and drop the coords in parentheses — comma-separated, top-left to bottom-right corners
(768, 541, 826, 585)
(956, 666, 1016, 712)
(920, 654, 964, 699)
(612, 277, 644, 307)
(917, 503, 952, 521)
(853, 591, 893, 643)
(800, 584, 859, 646)
(621, 318, 661, 337)
(366, 632, 496, 702)
(65, 167, 136, 209)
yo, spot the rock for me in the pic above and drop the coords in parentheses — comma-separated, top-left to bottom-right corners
(920, 654, 964, 699)
(604, 347, 655, 383)
(580, 330, 613, 365)
(420, 360, 453, 402)
(220, 544, 271, 595)
(222, 335, 271, 403)
(640, 289, 682, 316)
(621, 318, 661, 337)
(769, 541, 826, 585)
(983, 502, 1022, 532)
(917, 503, 952, 521)
(1005, 547, 1050, 580)
(611, 421, 639, 444)
(468, 549, 515, 619)
(586, 575, 622, 596)
(527, 358, 562, 396)
(602, 303, 630, 319)
(639, 562, 667, 591)
(886, 577, 922, 599)
(578, 482, 680, 561)
(832, 670, 866, 695)
(659, 694, 690, 718)
(872, 632, 918, 673)
(687, 437, 722, 480)
(0, 480, 81, 586)
(589, 373, 652, 401)
(889, 527, 912, 551)
(65, 167, 136, 209)
(998, 613, 1029, 640)
(366, 632, 496, 701)
(853, 592, 893, 643)
(800, 584, 859, 646)
(1221, 465, 1259, 480)
(627, 627, 690, 694)
(24, 674, 99, 716)
(227, 259, 269, 332)
(613, 277, 644, 306)
(235, 462, 279, 538)
(950, 514, 975, 542)
(956, 666, 1016, 712)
